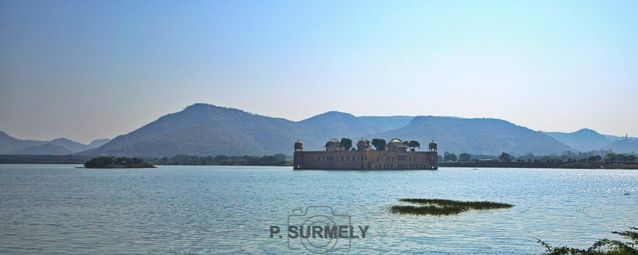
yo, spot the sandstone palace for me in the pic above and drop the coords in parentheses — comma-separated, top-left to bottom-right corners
(293, 138, 438, 170)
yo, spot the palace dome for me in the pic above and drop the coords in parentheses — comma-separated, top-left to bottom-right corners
(387, 138, 407, 152)
(388, 138, 405, 146)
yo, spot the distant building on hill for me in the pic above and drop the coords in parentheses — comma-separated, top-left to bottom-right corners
(293, 138, 438, 170)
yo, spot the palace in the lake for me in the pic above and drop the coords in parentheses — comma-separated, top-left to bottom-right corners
(293, 138, 438, 170)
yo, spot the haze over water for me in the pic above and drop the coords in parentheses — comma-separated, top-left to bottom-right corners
(1, 164, 636, 254)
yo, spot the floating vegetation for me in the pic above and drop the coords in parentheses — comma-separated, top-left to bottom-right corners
(537, 227, 638, 255)
(399, 198, 514, 210)
(390, 198, 514, 216)
(390, 205, 466, 216)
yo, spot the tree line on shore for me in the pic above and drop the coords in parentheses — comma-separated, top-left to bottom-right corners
(84, 156, 154, 168)
(150, 154, 290, 166)
(439, 151, 637, 163)
(130, 150, 638, 167)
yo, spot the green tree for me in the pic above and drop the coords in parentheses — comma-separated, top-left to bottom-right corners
(371, 138, 386, 151)
(628, 155, 637, 162)
(273, 153, 287, 162)
(340, 138, 353, 151)
(587, 155, 602, 162)
(537, 226, 638, 255)
(616, 154, 628, 162)
(459, 153, 471, 162)
(605, 153, 617, 163)
(408, 140, 420, 151)
(499, 152, 512, 162)
(214, 155, 229, 163)
(84, 156, 114, 168)
(443, 152, 458, 162)
(84, 156, 152, 168)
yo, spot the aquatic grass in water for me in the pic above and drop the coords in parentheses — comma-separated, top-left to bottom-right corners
(400, 198, 514, 210)
(390, 205, 467, 216)
(391, 198, 514, 216)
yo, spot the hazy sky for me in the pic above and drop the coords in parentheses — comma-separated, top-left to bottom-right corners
(1, 0, 637, 143)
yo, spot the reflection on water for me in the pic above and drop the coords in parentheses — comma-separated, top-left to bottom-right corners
(0, 164, 637, 254)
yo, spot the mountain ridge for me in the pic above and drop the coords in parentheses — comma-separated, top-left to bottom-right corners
(0, 132, 109, 155)
(373, 116, 575, 155)
(10, 143, 73, 155)
(3, 103, 636, 157)
(82, 104, 607, 157)
(543, 129, 613, 152)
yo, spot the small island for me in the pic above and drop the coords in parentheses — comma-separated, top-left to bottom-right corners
(84, 156, 155, 168)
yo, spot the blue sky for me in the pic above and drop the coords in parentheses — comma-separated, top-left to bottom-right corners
(1, 0, 637, 143)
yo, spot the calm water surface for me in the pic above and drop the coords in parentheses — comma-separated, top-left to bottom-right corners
(0, 164, 637, 254)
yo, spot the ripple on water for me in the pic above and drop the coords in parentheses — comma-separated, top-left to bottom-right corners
(0, 165, 637, 254)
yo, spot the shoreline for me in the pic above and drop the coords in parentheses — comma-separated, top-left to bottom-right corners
(2, 162, 637, 170)
(2, 154, 637, 169)
(440, 162, 638, 169)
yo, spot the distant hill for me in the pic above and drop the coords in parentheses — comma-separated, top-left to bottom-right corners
(299, 112, 413, 141)
(604, 139, 638, 153)
(544, 129, 613, 152)
(86, 105, 417, 157)
(0, 131, 46, 154)
(357, 116, 414, 133)
(603, 134, 636, 142)
(299, 111, 372, 140)
(5, 103, 634, 157)
(0, 131, 97, 155)
(85, 104, 317, 157)
(49, 138, 89, 153)
(10, 143, 72, 155)
(544, 129, 638, 153)
(375, 116, 574, 155)
(87, 139, 110, 149)
(84, 103, 582, 157)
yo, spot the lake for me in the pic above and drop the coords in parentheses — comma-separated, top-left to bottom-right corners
(1, 164, 637, 254)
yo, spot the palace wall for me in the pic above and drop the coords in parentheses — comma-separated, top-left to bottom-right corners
(293, 150, 437, 170)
